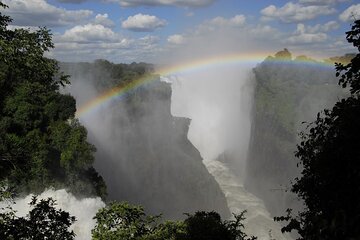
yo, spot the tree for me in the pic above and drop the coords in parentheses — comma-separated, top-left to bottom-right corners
(0, 3, 106, 198)
(92, 202, 256, 240)
(182, 211, 256, 240)
(145, 221, 186, 240)
(91, 202, 163, 240)
(0, 197, 76, 240)
(275, 20, 360, 240)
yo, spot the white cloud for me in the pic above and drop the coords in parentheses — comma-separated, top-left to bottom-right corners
(287, 23, 328, 44)
(168, 34, 185, 44)
(321, 20, 340, 32)
(209, 17, 227, 26)
(207, 15, 246, 28)
(61, 24, 118, 42)
(339, 4, 360, 22)
(3, 0, 92, 27)
(287, 33, 327, 43)
(52, 33, 137, 62)
(230, 15, 246, 26)
(209, 15, 246, 27)
(52, 26, 163, 62)
(299, 0, 348, 5)
(297, 20, 339, 33)
(261, 2, 336, 23)
(94, 14, 115, 28)
(249, 24, 280, 38)
(52, 35, 162, 62)
(192, 15, 281, 46)
(138, 35, 160, 50)
(57, 0, 87, 2)
(112, 0, 215, 7)
(286, 21, 340, 34)
(122, 13, 167, 32)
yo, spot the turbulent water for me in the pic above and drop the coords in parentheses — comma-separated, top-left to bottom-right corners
(1, 189, 105, 240)
(167, 63, 290, 239)
(204, 160, 290, 240)
(1, 61, 295, 239)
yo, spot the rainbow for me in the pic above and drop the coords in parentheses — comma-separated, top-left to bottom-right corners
(75, 52, 336, 118)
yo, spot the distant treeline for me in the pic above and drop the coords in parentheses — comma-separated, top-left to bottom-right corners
(60, 60, 155, 91)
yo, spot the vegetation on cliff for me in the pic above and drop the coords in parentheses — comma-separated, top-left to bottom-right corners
(62, 59, 230, 219)
(275, 19, 360, 240)
(246, 48, 348, 216)
(0, 2, 106, 198)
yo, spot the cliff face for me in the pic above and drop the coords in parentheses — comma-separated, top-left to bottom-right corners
(61, 61, 230, 219)
(245, 56, 346, 216)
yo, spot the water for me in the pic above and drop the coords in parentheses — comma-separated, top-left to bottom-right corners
(204, 160, 290, 240)
(166, 63, 291, 239)
(0, 189, 105, 240)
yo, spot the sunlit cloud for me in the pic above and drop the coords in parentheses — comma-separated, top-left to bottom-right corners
(167, 34, 185, 44)
(339, 4, 360, 22)
(261, 2, 336, 23)
(287, 23, 328, 44)
(2, 0, 93, 27)
(122, 13, 167, 32)
(111, 0, 215, 8)
(94, 13, 115, 28)
(299, 0, 348, 5)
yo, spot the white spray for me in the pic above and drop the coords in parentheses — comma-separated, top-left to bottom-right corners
(0, 189, 105, 240)
(161, 25, 291, 239)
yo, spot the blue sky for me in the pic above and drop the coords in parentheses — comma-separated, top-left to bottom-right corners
(2, 0, 359, 63)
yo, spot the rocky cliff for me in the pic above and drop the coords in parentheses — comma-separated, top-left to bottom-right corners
(61, 60, 230, 219)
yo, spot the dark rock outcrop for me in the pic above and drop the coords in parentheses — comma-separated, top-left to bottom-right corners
(61, 61, 230, 219)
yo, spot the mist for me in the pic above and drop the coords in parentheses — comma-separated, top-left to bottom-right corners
(160, 27, 292, 239)
(0, 1, 356, 239)
(62, 60, 230, 219)
(58, 23, 341, 240)
(158, 20, 280, 165)
(0, 189, 105, 240)
(58, 24, 298, 239)
(169, 67, 253, 163)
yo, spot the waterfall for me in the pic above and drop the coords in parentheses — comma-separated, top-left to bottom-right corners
(0, 189, 105, 240)
(166, 63, 291, 240)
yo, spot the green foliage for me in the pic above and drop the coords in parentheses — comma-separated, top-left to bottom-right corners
(0, 181, 12, 202)
(61, 60, 154, 92)
(0, 4, 106, 198)
(182, 211, 256, 240)
(145, 221, 186, 240)
(274, 48, 292, 60)
(275, 20, 360, 240)
(336, 20, 360, 95)
(326, 53, 355, 65)
(92, 202, 256, 240)
(0, 197, 76, 240)
(247, 46, 346, 216)
(91, 202, 163, 240)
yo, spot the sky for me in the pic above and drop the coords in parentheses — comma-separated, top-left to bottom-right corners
(2, 0, 359, 63)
